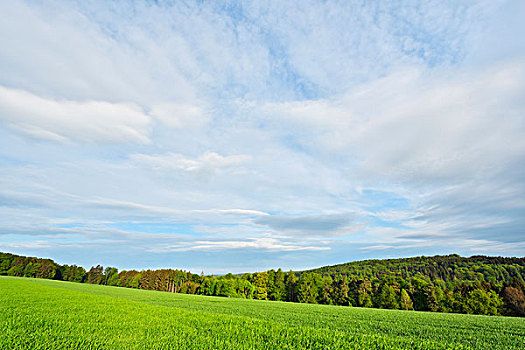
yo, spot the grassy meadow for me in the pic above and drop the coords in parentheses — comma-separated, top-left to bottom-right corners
(1, 276, 524, 349)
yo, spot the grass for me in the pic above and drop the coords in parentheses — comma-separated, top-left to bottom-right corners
(1, 276, 524, 349)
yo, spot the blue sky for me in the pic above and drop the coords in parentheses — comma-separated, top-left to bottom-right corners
(1, 0, 524, 273)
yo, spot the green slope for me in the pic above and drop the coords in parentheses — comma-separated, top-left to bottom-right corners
(305, 254, 525, 283)
(1, 276, 524, 349)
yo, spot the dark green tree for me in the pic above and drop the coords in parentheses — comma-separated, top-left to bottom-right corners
(270, 268, 286, 301)
(333, 275, 351, 306)
(378, 284, 399, 309)
(285, 270, 297, 302)
(464, 289, 503, 315)
(297, 273, 319, 304)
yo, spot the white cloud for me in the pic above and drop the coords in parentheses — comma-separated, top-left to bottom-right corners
(87, 197, 267, 218)
(0, 1, 199, 104)
(0, 86, 151, 144)
(150, 103, 209, 129)
(129, 151, 251, 179)
(194, 209, 268, 216)
(148, 237, 330, 253)
(264, 60, 525, 188)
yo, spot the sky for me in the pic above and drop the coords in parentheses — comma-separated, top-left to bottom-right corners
(1, 0, 524, 274)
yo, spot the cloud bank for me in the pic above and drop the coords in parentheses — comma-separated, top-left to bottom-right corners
(1, 0, 524, 273)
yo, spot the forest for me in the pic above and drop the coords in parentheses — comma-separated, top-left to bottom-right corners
(1, 252, 524, 317)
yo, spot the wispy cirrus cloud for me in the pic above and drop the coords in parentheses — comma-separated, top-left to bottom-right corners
(148, 237, 330, 253)
(129, 151, 251, 179)
(0, 86, 151, 144)
(87, 197, 267, 219)
(150, 103, 209, 129)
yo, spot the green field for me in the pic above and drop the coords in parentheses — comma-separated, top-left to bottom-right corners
(1, 276, 523, 349)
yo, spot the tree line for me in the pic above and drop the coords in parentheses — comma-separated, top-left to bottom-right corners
(1, 252, 524, 317)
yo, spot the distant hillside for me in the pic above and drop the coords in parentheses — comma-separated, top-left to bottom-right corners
(304, 254, 525, 285)
(2, 251, 524, 317)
